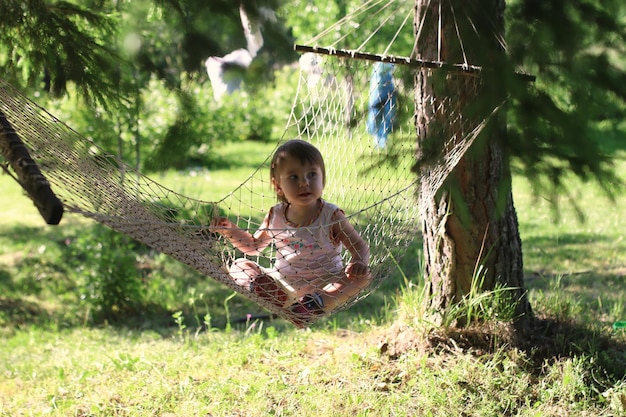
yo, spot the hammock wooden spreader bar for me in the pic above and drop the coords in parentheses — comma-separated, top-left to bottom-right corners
(0, 110, 64, 225)
(294, 44, 536, 82)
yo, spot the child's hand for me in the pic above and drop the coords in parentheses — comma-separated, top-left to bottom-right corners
(346, 260, 369, 279)
(210, 216, 234, 234)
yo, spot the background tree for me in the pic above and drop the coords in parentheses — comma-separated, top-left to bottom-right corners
(414, 0, 531, 327)
(413, 0, 625, 328)
(506, 0, 626, 208)
(0, 0, 124, 104)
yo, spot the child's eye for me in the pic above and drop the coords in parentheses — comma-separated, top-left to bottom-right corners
(288, 175, 298, 181)
(308, 172, 317, 179)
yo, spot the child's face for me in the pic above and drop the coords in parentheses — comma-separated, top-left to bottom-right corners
(272, 155, 324, 206)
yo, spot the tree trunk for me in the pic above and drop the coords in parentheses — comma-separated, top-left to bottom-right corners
(413, 0, 532, 327)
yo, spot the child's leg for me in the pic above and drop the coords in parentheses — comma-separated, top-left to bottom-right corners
(319, 272, 372, 311)
(229, 258, 263, 288)
(287, 272, 371, 321)
(230, 258, 290, 308)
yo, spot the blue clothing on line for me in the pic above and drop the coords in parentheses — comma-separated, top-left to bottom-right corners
(367, 62, 397, 148)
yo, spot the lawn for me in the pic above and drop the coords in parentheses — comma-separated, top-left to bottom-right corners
(1, 141, 625, 416)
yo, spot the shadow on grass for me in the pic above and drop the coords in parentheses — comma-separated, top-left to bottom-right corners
(424, 315, 626, 381)
(522, 232, 623, 270)
(522, 231, 615, 247)
(0, 296, 52, 329)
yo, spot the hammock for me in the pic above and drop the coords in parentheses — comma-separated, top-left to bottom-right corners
(0, 0, 507, 327)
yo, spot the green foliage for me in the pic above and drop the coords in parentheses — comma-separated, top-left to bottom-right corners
(3, 0, 623, 204)
(41, 70, 296, 172)
(138, 72, 293, 170)
(284, 0, 413, 55)
(0, 0, 127, 106)
(140, 78, 217, 171)
(63, 224, 147, 322)
(505, 0, 626, 202)
(0, 0, 299, 172)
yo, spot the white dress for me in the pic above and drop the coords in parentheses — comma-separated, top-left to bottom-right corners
(261, 200, 345, 293)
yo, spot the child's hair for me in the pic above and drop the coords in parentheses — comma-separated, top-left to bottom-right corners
(270, 139, 326, 202)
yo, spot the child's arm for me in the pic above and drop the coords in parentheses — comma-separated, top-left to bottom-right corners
(331, 210, 370, 279)
(210, 214, 272, 256)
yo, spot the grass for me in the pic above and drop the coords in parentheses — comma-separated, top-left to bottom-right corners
(513, 168, 626, 328)
(1, 140, 626, 416)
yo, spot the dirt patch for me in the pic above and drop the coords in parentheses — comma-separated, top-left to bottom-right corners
(376, 316, 626, 378)
(378, 322, 428, 359)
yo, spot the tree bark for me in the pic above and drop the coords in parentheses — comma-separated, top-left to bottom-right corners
(413, 0, 532, 327)
(0, 110, 64, 225)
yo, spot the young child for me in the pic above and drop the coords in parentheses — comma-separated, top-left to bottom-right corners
(210, 139, 371, 323)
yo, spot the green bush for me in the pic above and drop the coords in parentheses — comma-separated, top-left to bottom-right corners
(64, 224, 147, 322)
(42, 70, 298, 173)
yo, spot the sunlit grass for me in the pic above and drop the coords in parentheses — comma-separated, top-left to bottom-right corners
(153, 140, 274, 202)
(1, 317, 622, 416)
(514, 156, 626, 328)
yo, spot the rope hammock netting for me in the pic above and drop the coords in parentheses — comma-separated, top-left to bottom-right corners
(0, 0, 514, 327)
